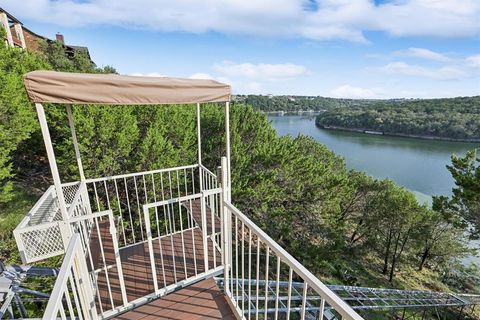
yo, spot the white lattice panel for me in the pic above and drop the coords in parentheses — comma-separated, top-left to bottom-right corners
(62, 183, 80, 205)
(15, 223, 65, 263)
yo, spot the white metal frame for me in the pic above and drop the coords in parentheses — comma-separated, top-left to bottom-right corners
(43, 234, 97, 320)
(16, 97, 366, 320)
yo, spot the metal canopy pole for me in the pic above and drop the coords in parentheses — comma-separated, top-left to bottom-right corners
(225, 101, 231, 201)
(197, 103, 202, 167)
(35, 103, 68, 220)
(66, 105, 85, 181)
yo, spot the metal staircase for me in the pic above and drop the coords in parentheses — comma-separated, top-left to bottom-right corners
(217, 278, 480, 319)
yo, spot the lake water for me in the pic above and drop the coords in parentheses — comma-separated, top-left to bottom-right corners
(269, 115, 480, 203)
(269, 115, 480, 265)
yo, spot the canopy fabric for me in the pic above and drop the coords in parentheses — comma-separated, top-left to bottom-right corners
(24, 71, 231, 105)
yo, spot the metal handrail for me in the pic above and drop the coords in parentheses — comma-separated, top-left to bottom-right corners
(224, 200, 364, 320)
(43, 233, 97, 320)
(83, 164, 199, 184)
(15, 186, 57, 229)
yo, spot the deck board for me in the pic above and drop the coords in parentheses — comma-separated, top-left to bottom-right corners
(111, 278, 237, 320)
(90, 212, 223, 313)
(183, 199, 221, 234)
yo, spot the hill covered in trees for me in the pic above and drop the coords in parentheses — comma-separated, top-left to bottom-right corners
(315, 96, 480, 141)
(235, 94, 407, 112)
(0, 32, 478, 314)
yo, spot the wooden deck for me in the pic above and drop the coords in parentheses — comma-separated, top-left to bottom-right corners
(88, 199, 226, 316)
(111, 278, 237, 320)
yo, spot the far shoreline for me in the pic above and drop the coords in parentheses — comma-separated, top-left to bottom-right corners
(317, 124, 480, 143)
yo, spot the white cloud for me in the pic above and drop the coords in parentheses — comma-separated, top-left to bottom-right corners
(4, 0, 480, 42)
(394, 48, 451, 62)
(466, 55, 480, 68)
(214, 61, 307, 79)
(330, 85, 380, 99)
(383, 62, 467, 80)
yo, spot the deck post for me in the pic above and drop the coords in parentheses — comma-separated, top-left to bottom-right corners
(35, 103, 69, 221)
(66, 105, 85, 181)
(225, 102, 231, 201)
(197, 103, 202, 167)
(108, 210, 129, 305)
(220, 157, 230, 295)
(197, 103, 209, 271)
(201, 191, 209, 272)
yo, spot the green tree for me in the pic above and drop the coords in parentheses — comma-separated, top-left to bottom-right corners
(447, 149, 480, 234)
(417, 196, 469, 271)
(0, 31, 50, 203)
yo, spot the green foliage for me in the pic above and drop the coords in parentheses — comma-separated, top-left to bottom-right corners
(0, 36, 50, 203)
(315, 96, 480, 140)
(40, 40, 116, 74)
(234, 94, 383, 112)
(0, 34, 473, 296)
(447, 149, 480, 234)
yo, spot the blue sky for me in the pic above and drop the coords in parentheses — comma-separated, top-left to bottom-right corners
(4, 0, 480, 98)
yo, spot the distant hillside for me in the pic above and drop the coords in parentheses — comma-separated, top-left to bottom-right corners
(233, 94, 409, 112)
(315, 96, 480, 141)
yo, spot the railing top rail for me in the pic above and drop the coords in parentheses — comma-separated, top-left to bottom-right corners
(43, 234, 80, 318)
(224, 201, 364, 320)
(82, 164, 199, 184)
(199, 164, 217, 177)
(66, 181, 86, 217)
(14, 186, 56, 230)
(67, 209, 111, 223)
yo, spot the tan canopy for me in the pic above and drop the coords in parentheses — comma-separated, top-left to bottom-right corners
(24, 71, 231, 105)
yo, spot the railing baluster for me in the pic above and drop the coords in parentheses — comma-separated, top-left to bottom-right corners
(168, 202, 178, 283)
(133, 176, 145, 241)
(212, 191, 216, 268)
(93, 182, 100, 212)
(124, 177, 135, 243)
(59, 300, 67, 320)
(300, 282, 309, 320)
(151, 173, 166, 288)
(264, 246, 270, 320)
(178, 203, 188, 278)
(103, 181, 111, 210)
(94, 216, 115, 310)
(64, 278, 75, 318)
(68, 274, 83, 320)
(255, 238, 260, 320)
(287, 267, 293, 320)
(235, 215, 239, 307)
(275, 257, 281, 320)
(189, 199, 198, 276)
(114, 179, 127, 246)
(241, 221, 245, 314)
(248, 228, 252, 320)
(318, 298, 325, 320)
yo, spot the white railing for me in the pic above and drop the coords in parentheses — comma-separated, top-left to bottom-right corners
(43, 233, 97, 320)
(16, 159, 364, 320)
(14, 186, 64, 264)
(83, 164, 201, 248)
(200, 163, 218, 192)
(13, 181, 91, 264)
(222, 200, 363, 320)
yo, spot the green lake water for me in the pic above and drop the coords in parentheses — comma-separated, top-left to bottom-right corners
(269, 115, 479, 201)
(269, 115, 480, 265)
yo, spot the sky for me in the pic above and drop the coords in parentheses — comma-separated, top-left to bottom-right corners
(3, 0, 480, 98)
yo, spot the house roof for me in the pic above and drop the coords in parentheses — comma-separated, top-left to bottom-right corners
(24, 71, 231, 105)
(0, 7, 22, 25)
